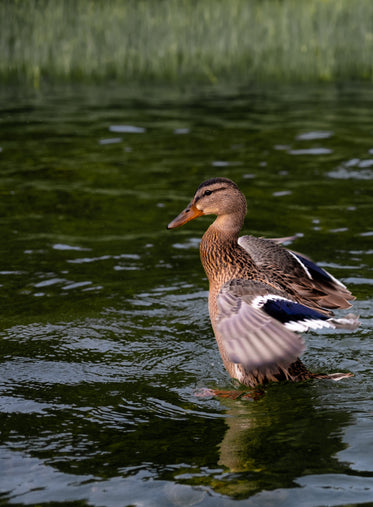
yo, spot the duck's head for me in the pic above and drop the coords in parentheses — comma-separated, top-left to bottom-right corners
(167, 177, 247, 231)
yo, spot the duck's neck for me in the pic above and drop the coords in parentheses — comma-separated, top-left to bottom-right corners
(211, 211, 244, 236)
(199, 215, 255, 285)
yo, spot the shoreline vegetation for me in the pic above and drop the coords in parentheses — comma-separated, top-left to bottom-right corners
(2, 0, 373, 87)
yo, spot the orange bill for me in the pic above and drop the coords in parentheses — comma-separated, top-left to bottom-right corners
(167, 203, 203, 229)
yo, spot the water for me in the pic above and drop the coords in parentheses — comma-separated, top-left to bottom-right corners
(0, 84, 372, 506)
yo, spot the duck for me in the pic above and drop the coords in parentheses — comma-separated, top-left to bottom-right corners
(167, 177, 359, 387)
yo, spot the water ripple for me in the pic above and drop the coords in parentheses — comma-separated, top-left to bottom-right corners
(288, 147, 333, 155)
(296, 131, 333, 140)
(109, 125, 146, 133)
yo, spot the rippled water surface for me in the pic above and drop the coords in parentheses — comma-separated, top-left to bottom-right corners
(0, 84, 372, 506)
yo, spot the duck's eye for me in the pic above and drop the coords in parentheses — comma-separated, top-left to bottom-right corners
(204, 189, 212, 196)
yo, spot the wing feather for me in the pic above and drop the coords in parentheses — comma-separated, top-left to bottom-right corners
(217, 278, 358, 372)
(238, 235, 355, 312)
(217, 282, 305, 370)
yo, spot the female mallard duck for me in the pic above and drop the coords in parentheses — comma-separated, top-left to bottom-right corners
(167, 177, 359, 387)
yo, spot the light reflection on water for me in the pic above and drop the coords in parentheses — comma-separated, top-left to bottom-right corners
(0, 84, 372, 505)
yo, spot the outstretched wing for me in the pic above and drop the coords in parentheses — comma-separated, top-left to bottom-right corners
(217, 280, 305, 370)
(217, 279, 359, 371)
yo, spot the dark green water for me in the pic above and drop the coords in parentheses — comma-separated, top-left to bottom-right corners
(0, 84, 372, 506)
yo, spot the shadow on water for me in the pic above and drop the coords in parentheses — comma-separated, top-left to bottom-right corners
(0, 84, 372, 505)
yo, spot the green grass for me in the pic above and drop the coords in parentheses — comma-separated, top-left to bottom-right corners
(2, 0, 373, 86)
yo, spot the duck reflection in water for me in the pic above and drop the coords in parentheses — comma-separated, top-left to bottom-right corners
(212, 384, 352, 498)
(168, 178, 359, 389)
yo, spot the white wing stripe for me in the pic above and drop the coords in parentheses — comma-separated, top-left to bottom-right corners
(251, 294, 291, 309)
(288, 251, 313, 279)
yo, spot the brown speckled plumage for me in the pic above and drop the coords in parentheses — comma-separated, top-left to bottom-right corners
(168, 177, 358, 387)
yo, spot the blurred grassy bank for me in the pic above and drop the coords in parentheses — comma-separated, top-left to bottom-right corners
(2, 0, 373, 86)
